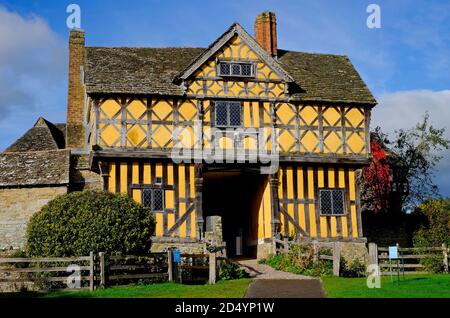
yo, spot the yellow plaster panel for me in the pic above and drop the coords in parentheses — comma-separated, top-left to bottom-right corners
(100, 99, 121, 119)
(300, 106, 318, 126)
(108, 162, 116, 193)
(346, 108, 365, 127)
(120, 163, 127, 194)
(323, 107, 341, 126)
(127, 100, 146, 120)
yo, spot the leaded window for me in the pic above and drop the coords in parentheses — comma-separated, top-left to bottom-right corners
(319, 189, 345, 215)
(214, 101, 242, 127)
(142, 188, 164, 212)
(218, 61, 254, 77)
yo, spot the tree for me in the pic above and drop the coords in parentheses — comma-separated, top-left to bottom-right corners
(362, 112, 449, 214)
(360, 138, 390, 213)
(413, 198, 450, 247)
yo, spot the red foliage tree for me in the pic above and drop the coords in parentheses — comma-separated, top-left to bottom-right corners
(362, 140, 391, 213)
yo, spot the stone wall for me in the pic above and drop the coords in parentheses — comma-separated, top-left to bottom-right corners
(0, 186, 67, 249)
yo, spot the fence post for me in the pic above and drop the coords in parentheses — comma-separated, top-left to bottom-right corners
(368, 243, 378, 266)
(89, 251, 95, 291)
(443, 243, 448, 273)
(284, 237, 289, 253)
(209, 252, 217, 285)
(99, 252, 106, 287)
(313, 240, 319, 263)
(333, 242, 341, 277)
(167, 249, 174, 282)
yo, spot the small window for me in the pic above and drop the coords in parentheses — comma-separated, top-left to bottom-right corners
(142, 188, 164, 212)
(319, 189, 345, 215)
(214, 101, 242, 127)
(218, 61, 254, 77)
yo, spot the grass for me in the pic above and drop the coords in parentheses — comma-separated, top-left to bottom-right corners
(322, 274, 450, 298)
(1, 279, 252, 298)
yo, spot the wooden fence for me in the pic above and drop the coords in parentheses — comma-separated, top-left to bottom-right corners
(0, 252, 95, 291)
(0, 251, 218, 292)
(273, 238, 341, 276)
(368, 243, 449, 275)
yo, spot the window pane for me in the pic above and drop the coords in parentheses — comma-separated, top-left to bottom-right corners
(153, 189, 164, 211)
(241, 64, 252, 76)
(142, 189, 152, 208)
(220, 62, 230, 75)
(231, 63, 241, 75)
(320, 190, 332, 215)
(228, 102, 241, 126)
(332, 190, 344, 215)
(215, 102, 228, 126)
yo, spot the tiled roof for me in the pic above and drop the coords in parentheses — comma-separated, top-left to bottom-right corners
(0, 150, 70, 187)
(84, 47, 376, 105)
(5, 117, 66, 152)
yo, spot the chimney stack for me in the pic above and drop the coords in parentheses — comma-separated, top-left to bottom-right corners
(254, 12, 277, 57)
(66, 29, 86, 149)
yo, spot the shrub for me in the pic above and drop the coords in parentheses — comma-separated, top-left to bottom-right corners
(340, 258, 366, 278)
(413, 198, 450, 247)
(218, 261, 248, 280)
(413, 198, 449, 273)
(420, 255, 443, 273)
(260, 243, 333, 277)
(26, 190, 155, 257)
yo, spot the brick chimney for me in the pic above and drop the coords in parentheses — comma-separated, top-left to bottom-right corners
(254, 12, 277, 57)
(66, 29, 86, 149)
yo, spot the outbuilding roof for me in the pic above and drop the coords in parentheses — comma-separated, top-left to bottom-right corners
(0, 150, 70, 187)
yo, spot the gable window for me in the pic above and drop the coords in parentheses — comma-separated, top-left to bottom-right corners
(214, 101, 242, 127)
(142, 188, 164, 212)
(218, 61, 254, 77)
(319, 189, 345, 215)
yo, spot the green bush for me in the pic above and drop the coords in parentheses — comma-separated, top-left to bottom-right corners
(421, 255, 443, 273)
(218, 261, 248, 280)
(413, 198, 450, 247)
(413, 198, 449, 273)
(260, 244, 333, 277)
(340, 258, 366, 278)
(26, 190, 155, 257)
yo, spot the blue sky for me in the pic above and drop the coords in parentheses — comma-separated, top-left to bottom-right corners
(0, 0, 449, 195)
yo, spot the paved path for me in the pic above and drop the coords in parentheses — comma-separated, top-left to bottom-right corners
(237, 259, 326, 298)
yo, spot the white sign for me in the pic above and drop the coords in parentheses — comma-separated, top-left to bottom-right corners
(388, 246, 398, 259)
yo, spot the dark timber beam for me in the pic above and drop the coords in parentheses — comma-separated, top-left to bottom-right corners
(270, 172, 281, 238)
(194, 163, 204, 240)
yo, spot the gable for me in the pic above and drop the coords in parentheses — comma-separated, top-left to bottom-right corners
(193, 35, 281, 81)
(185, 34, 288, 99)
(177, 23, 293, 83)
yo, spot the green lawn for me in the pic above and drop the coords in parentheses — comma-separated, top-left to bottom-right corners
(29, 279, 251, 298)
(322, 274, 450, 298)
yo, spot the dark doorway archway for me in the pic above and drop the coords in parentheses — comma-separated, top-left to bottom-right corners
(203, 167, 267, 258)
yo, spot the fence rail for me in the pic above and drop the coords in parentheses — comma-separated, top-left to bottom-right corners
(0, 252, 95, 291)
(368, 243, 449, 275)
(0, 251, 218, 293)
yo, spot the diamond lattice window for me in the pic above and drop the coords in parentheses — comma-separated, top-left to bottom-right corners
(214, 101, 242, 127)
(218, 61, 254, 77)
(319, 189, 345, 215)
(142, 188, 165, 212)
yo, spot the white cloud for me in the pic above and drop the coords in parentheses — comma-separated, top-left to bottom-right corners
(373, 90, 450, 196)
(0, 6, 66, 117)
